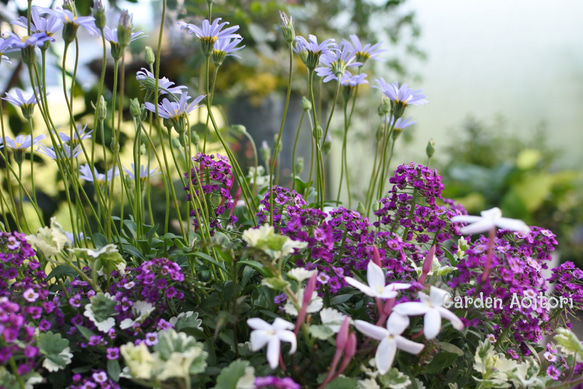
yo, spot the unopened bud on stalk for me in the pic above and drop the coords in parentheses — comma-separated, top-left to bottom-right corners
(322, 137, 331, 154)
(391, 127, 402, 140)
(259, 141, 271, 165)
(378, 96, 390, 116)
(13, 150, 25, 166)
(21, 46, 36, 66)
(96, 96, 107, 121)
(426, 138, 435, 159)
(117, 10, 133, 49)
(301, 96, 312, 111)
(336, 317, 350, 351)
(315, 125, 323, 141)
(294, 157, 304, 175)
(279, 11, 295, 44)
(231, 124, 246, 136)
(356, 202, 365, 215)
(190, 129, 200, 144)
(92, 0, 106, 30)
(418, 245, 436, 285)
(372, 246, 382, 267)
(171, 137, 181, 149)
(129, 98, 142, 119)
(375, 125, 383, 141)
(110, 137, 119, 152)
(145, 46, 155, 66)
(63, 0, 75, 12)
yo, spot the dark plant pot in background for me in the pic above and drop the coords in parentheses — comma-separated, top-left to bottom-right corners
(228, 93, 316, 189)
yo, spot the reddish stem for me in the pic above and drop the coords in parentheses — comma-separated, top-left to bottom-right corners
(480, 227, 496, 284)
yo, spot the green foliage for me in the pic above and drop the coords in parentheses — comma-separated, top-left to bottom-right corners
(440, 116, 583, 265)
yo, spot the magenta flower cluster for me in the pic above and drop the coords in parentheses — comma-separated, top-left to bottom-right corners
(185, 153, 237, 231)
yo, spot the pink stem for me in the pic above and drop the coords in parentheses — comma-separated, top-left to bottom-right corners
(480, 227, 496, 284)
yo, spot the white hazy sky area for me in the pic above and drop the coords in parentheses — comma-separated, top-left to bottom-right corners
(400, 0, 583, 169)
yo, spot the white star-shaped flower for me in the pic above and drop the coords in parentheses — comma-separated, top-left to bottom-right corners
(354, 313, 424, 375)
(247, 317, 297, 369)
(393, 286, 464, 340)
(451, 207, 529, 235)
(345, 261, 410, 299)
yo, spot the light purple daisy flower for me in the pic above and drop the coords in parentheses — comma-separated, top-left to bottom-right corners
(136, 68, 187, 96)
(294, 34, 335, 56)
(79, 164, 119, 183)
(3, 32, 51, 49)
(59, 124, 93, 144)
(343, 34, 386, 64)
(178, 18, 241, 42)
(340, 72, 368, 87)
(0, 134, 46, 151)
(374, 79, 428, 106)
(123, 163, 161, 180)
(315, 42, 361, 83)
(374, 78, 428, 118)
(48, 8, 99, 36)
(3, 88, 39, 107)
(144, 93, 206, 120)
(294, 34, 336, 70)
(389, 116, 416, 130)
(179, 18, 241, 56)
(38, 144, 83, 160)
(103, 25, 146, 45)
(12, 6, 62, 39)
(213, 37, 244, 59)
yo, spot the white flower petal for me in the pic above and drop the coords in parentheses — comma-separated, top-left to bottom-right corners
(395, 336, 424, 355)
(376, 337, 396, 375)
(459, 219, 495, 235)
(247, 318, 271, 331)
(355, 320, 389, 341)
(250, 330, 270, 351)
(366, 261, 386, 292)
(393, 302, 430, 316)
(266, 337, 281, 369)
(423, 309, 442, 339)
(429, 287, 450, 307)
(496, 218, 530, 233)
(345, 277, 376, 296)
(450, 215, 484, 223)
(387, 312, 409, 335)
(272, 318, 294, 331)
(277, 330, 297, 354)
(437, 307, 464, 331)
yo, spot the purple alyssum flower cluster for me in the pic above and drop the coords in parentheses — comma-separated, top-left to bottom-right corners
(185, 153, 237, 231)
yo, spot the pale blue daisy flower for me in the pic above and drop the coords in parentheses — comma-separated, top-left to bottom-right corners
(123, 163, 161, 180)
(343, 34, 386, 65)
(0, 134, 46, 151)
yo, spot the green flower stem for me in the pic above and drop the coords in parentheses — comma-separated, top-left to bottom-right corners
(202, 57, 211, 154)
(242, 131, 259, 196)
(16, 163, 31, 232)
(377, 132, 396, 200)
(336, 104, 350, 206)
(107, 57, 120, 240)
(2, 338, 26, 389)
(0, 91, 22, 231)
(291, 110, 306, 192)
(365, 115, 392, 216)
(115, 54, 132, 238)
(132, 120, 143, 239)
(547, 376, 583, 389)
(307, 69, 323, 207)
(321, 79, 341, 144)
(205, 103, 257, 223)
(269, 44, 294, 225)
(92, 31, 108, 165)
(31, 59, 86, 239)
